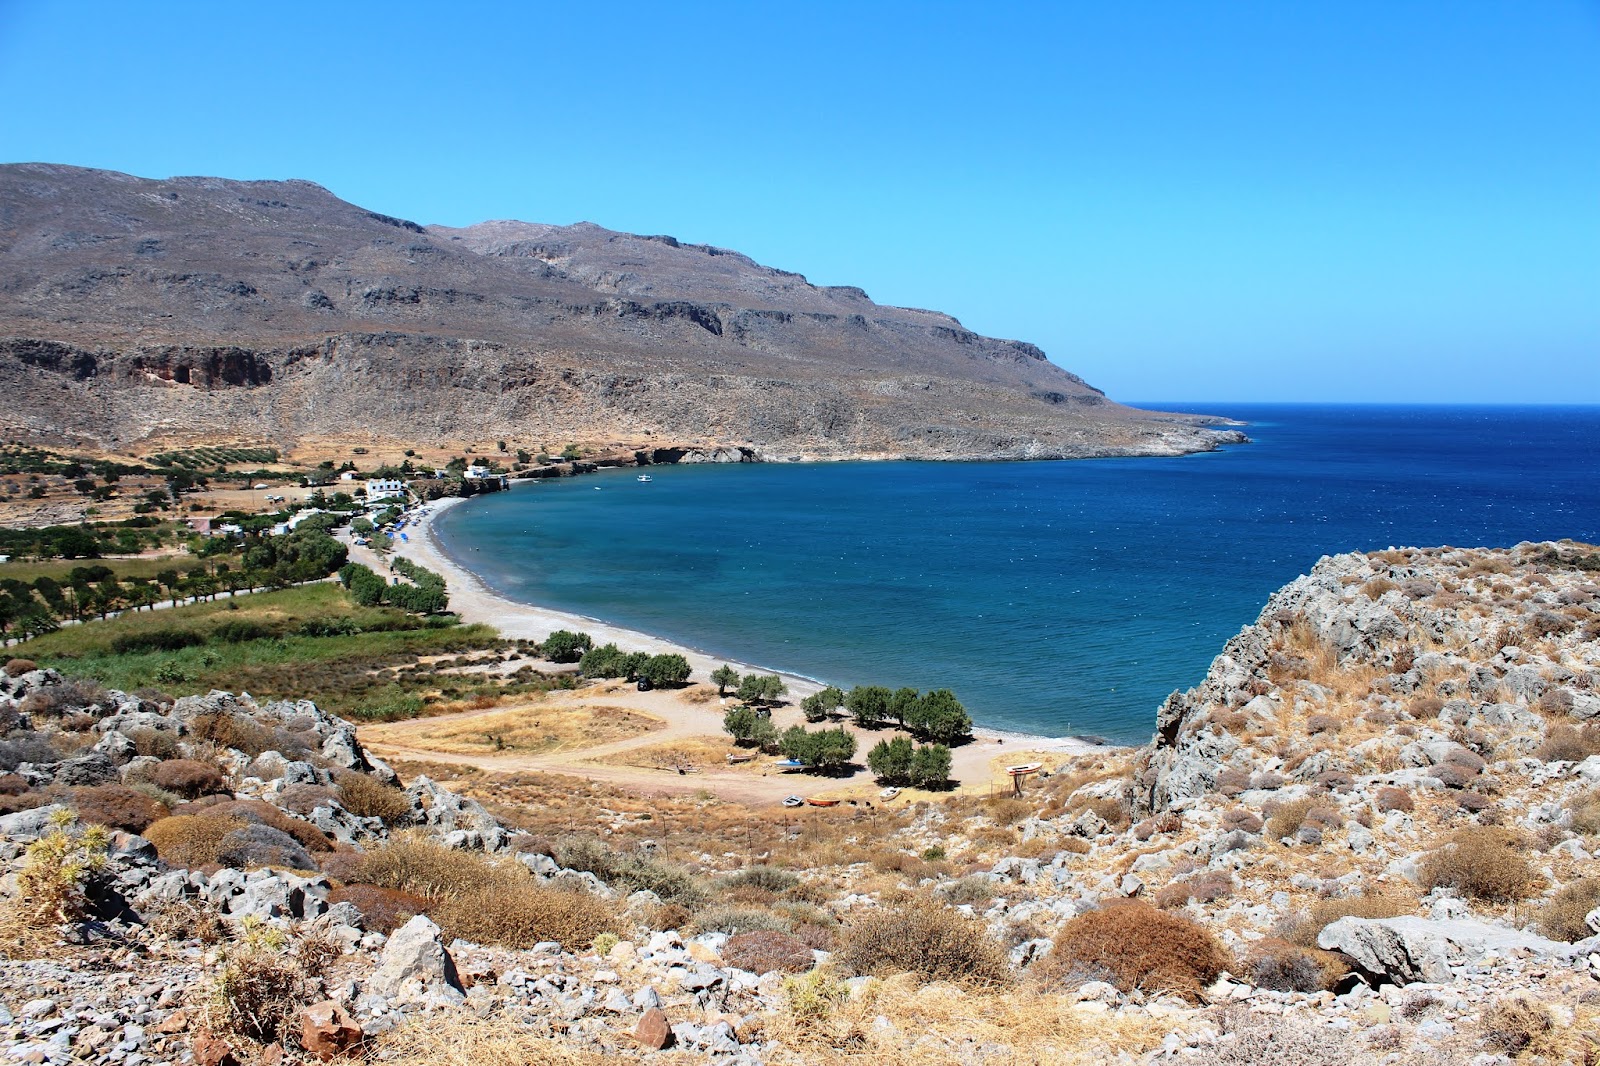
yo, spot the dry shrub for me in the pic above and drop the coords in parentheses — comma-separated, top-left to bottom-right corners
(199, 920, 312, 1044)
(1419, 827, 1538, 902)
(151, 759, 227, 799)
(380, 1017, 608, 1066)
(987, 797, 1035, 827)
(3, 659, 37, 677)
(1263, 798, 1319, 840)
(127, 727, 179, 760)
(1305, 714, 1341, 735)
(329, 884, 428, 934)
(1537, 878, 1600, 942)
(1036, 901, 1230, 1001)
(1277, 894, 1412, 948)
(1571, 790, 1600, 836)
(840, 899, 1011, 985)
(1221, 808, 1264, 833)
(335, 771, 412, 823)
(0, 813, 110, 949)
(1245, 937, 1345, 992)
(353, 833, 614, 949)
(70, 784, 167, 832)
(204, 799, 331, 853)
(941, 874, 996, 905)
(1361, 577, 1399, 599)
(1478, 997, 1555, 1056)
(353, 832, 496, 897)
(1215, 766, 1251, 798)
(143, 815, 246, 868)
(188, 712, 277, 757)
(692, 904, 791, 936)
(274, 782, 337, 816)
(723, 929, 816, 974)
(1375, 786, 1413, 813)
(1154, 870, 1234, 909)
(144, 899, 227, 945)
(1409, 695, 1445, 719)
(1536, 725, 1600, 764)
(433, 879, 615, 950)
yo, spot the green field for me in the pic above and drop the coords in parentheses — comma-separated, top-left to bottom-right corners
(9, 583, 564, 719)
(0, 553, 198, 584)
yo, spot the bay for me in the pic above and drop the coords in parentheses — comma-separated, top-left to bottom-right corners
(433, 404, 1600, 744)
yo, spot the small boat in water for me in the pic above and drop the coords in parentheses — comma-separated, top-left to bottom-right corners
(637, 474, 653, 482)
(782, 795, 804, 808)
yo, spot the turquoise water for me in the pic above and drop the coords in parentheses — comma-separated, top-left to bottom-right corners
(434, 405, 1600, 744)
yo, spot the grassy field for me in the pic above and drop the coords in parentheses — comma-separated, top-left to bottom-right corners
(10, 583, 570, 719)
(0, 552, 201, 584)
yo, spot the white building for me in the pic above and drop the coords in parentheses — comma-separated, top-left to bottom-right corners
(464, 465, 492, 480)
(365, 479, 406, 500)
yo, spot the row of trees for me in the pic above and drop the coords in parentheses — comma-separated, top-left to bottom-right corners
(866, 736, 953, 789)
(338, 557, 449, 615)
(800, 684, 973, 745)
(579, 642, 693, 688)
(710, 665, 788, 705)
(723, 708, 859, 773)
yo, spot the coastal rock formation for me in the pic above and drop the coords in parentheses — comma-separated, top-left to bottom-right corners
(0, 163, 1242, 460)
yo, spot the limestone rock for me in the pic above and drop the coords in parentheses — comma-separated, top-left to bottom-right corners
(367, 915, 465, 1004)
(1318, 916, 1573, 985)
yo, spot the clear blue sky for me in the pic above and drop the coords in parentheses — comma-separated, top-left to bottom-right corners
(2, 1, 1596, 403)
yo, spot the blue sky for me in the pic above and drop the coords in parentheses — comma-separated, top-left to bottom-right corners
(1, 1, 1596, 403)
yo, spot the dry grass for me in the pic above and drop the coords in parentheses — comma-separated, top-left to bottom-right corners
(1276, 893, 1414, 948)
(1035, 900, 1230, 1002)
(381, 700, 660, 755)
(1537, 878, 1600, 942)
(380, 1019, 611, 1066)
(1243, 937, 1346, 992)
(597, 735, 757, 773)
(761, 973, 1170, 1066)
(1478, 997, 1555, 1057)
(351, 832, 615, 948)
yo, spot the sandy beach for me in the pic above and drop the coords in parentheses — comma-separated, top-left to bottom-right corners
(348, 490, 1109, 803)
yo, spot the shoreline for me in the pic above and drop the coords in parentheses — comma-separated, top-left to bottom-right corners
(380, 493, 1104, 756)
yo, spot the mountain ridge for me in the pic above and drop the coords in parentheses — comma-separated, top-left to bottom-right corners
(0, 163, 1240, 460)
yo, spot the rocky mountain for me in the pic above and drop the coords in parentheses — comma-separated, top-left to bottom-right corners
(0, 163, 1239, 459)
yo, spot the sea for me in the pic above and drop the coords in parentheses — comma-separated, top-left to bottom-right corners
(433, 404, 1600, 745)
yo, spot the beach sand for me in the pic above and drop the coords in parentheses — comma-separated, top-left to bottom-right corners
(350, 492, 1112, 803)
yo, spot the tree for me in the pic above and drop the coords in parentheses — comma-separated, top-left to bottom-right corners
(710, 664, 740, 696)
(561, 444, 582, 460)
(725, 706, 776, 749)
(846, 685, 892, 728)
(579, 643, 628, 679)
(867, 736, 915, 785)
(801, 685, 844, 723)
(888, 687, 920, 728)
(910, 744, 954, 789)
(907, 689, 972, 744)
(639, 653, 692, 688)
(780, 726, 856, 773)
(541, 629, 594, 664)
(156, 569, 182, 606)
(737, 673, 787, 706)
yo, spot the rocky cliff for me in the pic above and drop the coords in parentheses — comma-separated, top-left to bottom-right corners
(0, 164, 1239, 459)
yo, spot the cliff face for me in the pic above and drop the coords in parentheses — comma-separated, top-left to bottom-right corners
(0, 163, 1238, 458)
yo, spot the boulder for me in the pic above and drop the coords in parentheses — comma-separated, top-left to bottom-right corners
(1318, 915, 1574, 985)
(367, 915, 465, 1004)
(0, 803, 69, 841)
(216, 824, 316, 873)
(51, 751, 120, 786)
(633, 1007, 673, 1050)
(299, 1001, 362, 1060)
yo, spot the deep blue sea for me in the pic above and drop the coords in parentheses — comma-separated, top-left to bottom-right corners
(434, 405, 1600, 744)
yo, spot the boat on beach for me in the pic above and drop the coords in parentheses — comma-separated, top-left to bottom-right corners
(806, 798, 840, 808)
(1006, 762, 1043, 776)
(782, 795, 803, 808)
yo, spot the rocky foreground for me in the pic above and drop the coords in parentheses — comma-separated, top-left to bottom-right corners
(3, 540, 1600, 1064)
